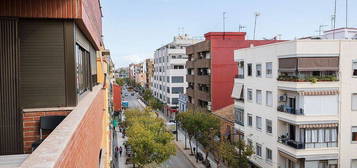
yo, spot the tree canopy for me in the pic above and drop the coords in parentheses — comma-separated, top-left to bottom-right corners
(125, 108, 176, 167)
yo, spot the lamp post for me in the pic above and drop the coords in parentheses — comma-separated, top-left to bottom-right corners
(253, 12, 260, 40)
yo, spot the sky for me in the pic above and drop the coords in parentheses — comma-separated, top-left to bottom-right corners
(101, 0, 357, 68)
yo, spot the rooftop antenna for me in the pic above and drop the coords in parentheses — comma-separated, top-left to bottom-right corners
(318, 25, 328, 35)
(253, 12, 260, 40)
(333, 0, 337, 39)
(223, 12, 227, 40)
(239, 25, 246, 32)
(345, 0, 348, 28)
(330, 15, 336, 29)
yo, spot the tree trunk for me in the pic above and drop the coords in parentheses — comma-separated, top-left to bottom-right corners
(189, 137, 193, 154)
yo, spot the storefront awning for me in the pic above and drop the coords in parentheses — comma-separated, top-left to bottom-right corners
(231, 83, 243, 99)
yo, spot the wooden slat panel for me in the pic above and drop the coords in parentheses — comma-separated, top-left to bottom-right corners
(0, 18, 23, 155)
(19, 20, 66, 108)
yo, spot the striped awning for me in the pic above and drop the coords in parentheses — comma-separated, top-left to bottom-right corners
(298, 89, 339, 96)
(299, 123, 338, 128)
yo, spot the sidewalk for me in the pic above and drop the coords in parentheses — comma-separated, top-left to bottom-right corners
(112, 113, 131, 168)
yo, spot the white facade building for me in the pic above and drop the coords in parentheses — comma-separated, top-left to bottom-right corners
(151, 35, 201, 110)
(232, 40, 357, 168)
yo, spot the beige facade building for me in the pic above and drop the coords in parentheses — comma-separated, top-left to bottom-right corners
(232, 40, 357, 168)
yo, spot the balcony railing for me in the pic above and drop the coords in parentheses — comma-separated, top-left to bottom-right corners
(278, 136, 305, 149)
(277, 75, 338, 82)
(277, 105, 304, 115)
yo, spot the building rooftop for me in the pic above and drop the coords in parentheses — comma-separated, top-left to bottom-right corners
(213, 104, 235, 123)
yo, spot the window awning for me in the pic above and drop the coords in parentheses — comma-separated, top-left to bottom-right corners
(231, 83, 243, 99)
(279, 57, 339, 72)
(298, 89, 339, 96)
(299, 123, 338, 128)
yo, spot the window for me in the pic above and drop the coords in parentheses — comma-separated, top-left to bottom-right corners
(256, 116, 262, 130)
(167, 76, 170, 82)
(266, 119, 272, 134)
(266, 148, 272, 161)
(352, 94, 357, 110)
(266, 91, 273, 107)
(172, 87, 184, 94)
(256, 64, 262, 77)
(172, 76, 184, 83)
(234, 108, 244, 126)
(266, 62, 272, 78)
(352, 159, 357, 168)
(76, 44, 92, 95)
(256, 90, 262, 104)
(172, 98, 179, 104)
(247, 139, 253, 147)
(247, 63, 252, 76)
(352, 127, 357, 142)
(353, 61, 357, 77)
(256, 143, 262, 157)
(167, 98, 170, 104)
(167, 87, 170, 93)
(247, 89, 253, 101)
(248, 114, 253, 127)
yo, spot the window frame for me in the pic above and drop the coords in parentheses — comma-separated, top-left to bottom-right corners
(247, 113, 253, 127)
(266, 147, 272, 162)
(266, 62, 273, 78)
(256, 116, 262, 130)
(256, 64, 262, 77)
(247, 88, 253, 102)
(266, 119, 272, 134)
(352, 126, 357, 143)
(247, 63, 253, 76)
(353, 60, 357, 77)
(256, 143, 262, 157)
(266, 91, 273, 107)
(256, 90, 262, 104)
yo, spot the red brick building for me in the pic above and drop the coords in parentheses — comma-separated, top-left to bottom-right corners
(186, 32, 283, 111)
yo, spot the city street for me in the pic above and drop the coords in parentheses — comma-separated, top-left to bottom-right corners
(117, 88, 194, 168)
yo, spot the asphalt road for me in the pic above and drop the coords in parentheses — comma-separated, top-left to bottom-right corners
(122, 88, 194, 168)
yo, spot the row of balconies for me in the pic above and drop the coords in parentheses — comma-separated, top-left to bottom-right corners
(186, 75, 210, 84)
(186, 58, 211, 69)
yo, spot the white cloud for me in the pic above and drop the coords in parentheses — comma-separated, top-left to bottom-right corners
(112, 52, 153, 68)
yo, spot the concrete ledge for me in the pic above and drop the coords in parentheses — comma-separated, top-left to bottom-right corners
(20, 85, 104, 168)
(23, 107, 75, 113)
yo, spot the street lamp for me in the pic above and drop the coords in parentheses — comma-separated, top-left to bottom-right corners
(253, 12, 260, 40)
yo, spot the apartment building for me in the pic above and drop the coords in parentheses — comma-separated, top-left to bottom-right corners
(145, 58, 154, 88)
(0, 0, 114, 167)
(232, 39, 357, 168)
(186, 32, 283, 111)
(151, 34, 201, 117)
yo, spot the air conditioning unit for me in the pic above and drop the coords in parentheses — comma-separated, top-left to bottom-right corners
(208, 101, 212, 106)
(207, 105, 211, 111)
(207, 69, 211, 74)
(279, 95, 287, 102)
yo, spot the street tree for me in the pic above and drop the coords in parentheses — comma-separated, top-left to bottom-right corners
(125, 108, 176, 167)
(215, 139, 254, 168)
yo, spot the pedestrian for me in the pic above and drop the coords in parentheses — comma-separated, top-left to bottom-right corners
(119, 146, 123, 157)
(114, 146, 119, 159)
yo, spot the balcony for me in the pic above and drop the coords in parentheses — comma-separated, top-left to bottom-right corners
(16, 86, 106, 167)
(235, 74, 244, 79)
(195, 90, 210, 101)
(277, 142, 338, 159)
(187, 87, 194, 96)
(186, 61, 194, 68)
(196, 75, 210, 84)
(195, 59, 210, 68)
(186, 75, 194, 82)
(277, 89, 339, 124)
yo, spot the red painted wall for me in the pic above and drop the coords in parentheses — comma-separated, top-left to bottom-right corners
(113, 84, 122, 112)
(207, 32, 284, 111)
